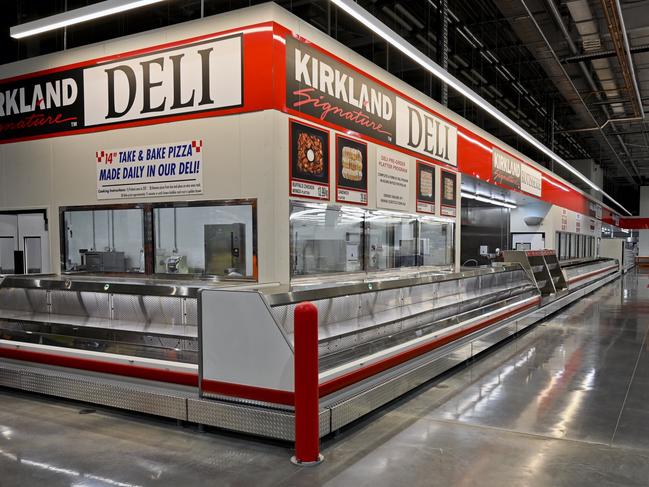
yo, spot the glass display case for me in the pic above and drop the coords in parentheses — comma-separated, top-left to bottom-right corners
(290, 204, 364, 276)
(555, 231, 597, 261)
(290, 202, 454, 279)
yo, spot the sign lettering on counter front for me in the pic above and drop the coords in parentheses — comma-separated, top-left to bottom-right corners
(376, 148, 410, 210)
(96, 140, 203, 200)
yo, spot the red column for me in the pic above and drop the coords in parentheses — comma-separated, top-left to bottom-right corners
(291, 301, 323, 466)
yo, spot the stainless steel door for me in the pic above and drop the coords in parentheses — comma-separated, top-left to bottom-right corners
(204, 223, 246, 276)
(24, 236, 42, 274)
(0, 237, 15, 274)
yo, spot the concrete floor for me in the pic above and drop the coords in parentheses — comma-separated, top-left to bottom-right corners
(2, 270, 649, 486)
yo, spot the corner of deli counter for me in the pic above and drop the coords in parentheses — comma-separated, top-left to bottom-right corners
(0, 253, 621, 440)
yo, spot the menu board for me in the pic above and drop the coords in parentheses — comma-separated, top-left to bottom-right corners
(376, 148, 410, 210)
(336, 135, 368, 205)
(440, 170, 457, 217)
(576, 213, 582, 234)
(416, 161, 436, 214)
(289, 120, 330, 200)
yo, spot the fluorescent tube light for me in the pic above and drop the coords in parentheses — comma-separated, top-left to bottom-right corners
(462, 192, 517, 209)
(329, 0, 631, 216)
(10, 0, 166, 39)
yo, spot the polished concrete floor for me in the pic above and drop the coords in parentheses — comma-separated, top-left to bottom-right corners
(2, 270, 649, 486)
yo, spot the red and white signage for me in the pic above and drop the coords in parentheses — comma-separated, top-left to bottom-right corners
(376, 148, 410, 211)
(96, 140, 203, 200)
(0, 19, 618, 220)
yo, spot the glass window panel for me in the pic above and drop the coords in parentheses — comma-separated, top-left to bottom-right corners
(63, 208, 144, 273)
(419, 218, 454, 268)
(290, 202, 364, 276)
(154, 204, 255, 277)
(366, 211, 418, 271)
(290, 202, 455, 278)
(0, 237, 15, 274)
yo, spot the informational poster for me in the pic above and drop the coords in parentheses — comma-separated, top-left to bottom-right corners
(440, 170, 457, 217)
(376, 147, 410, 210)
(289, 120, 330, 200)
(561, 208, 568, 231)
(96, 140, 203, 200)
(336, 135, 368, 205)
(576, 213, 582, 234)
(416, 161, 436, 214)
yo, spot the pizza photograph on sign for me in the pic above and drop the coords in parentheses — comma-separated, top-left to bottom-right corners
(440, 170, 457, 217)
(336, 135, 368, 205)
(416, 161, 436, 214)
(289, 120, 330, 200)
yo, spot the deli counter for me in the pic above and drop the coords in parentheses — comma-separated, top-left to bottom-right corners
(0, 249, 621, 440)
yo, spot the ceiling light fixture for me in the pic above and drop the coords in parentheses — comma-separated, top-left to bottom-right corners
(328, 0, 631, 216)
(10, 0, 166, 39)
(461, 192, 517, 209)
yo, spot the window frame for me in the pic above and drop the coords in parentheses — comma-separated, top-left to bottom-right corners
(151, 199, 258, 280)
(59, 199, 258, 279)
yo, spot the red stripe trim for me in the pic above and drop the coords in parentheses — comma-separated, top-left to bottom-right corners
(201, 378, 294, 406)
(318, 298, 540, 398)
(0, 21, 274, 83)
(0, 347, 198, 387)
(567, 265, 617, 284)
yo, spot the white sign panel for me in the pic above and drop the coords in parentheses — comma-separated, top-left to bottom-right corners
(84, 35, 242, 127)
(96, 140, 203, 200)
(376, 148, 410, 210)
(395, 97, 458, 166)
(520, 164, 542, 197)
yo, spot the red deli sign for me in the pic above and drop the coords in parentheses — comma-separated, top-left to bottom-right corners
(285, 35, 458, 167)
(0, 24, 276, 142)
(0, 21, 613, 220)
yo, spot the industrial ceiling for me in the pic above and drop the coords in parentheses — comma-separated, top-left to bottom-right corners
(2, 0, 648, 213)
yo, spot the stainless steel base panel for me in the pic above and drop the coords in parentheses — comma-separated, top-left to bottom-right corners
(0, 358, 191, 420)
(187, 398, 330, 441)
(0, 271, 621, 441)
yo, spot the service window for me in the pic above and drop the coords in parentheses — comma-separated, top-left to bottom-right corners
(558, 232, 567, 260)
(569, 234, 577, 259)
(154, 202, 256, 278)
(366, 211, 418, 271)
(63, 208, 144, 273)
(418, 218, 454, 268)
(290, 201, 364, 276)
